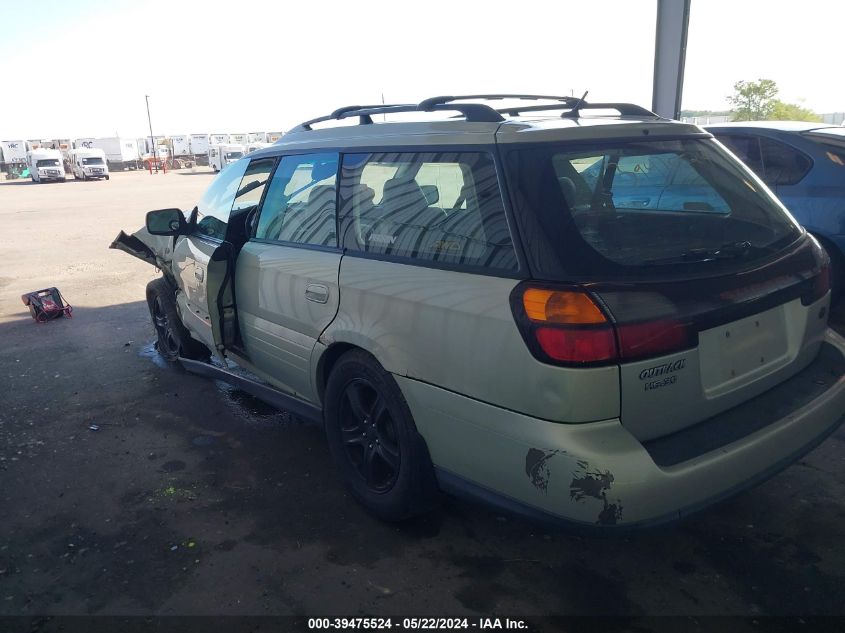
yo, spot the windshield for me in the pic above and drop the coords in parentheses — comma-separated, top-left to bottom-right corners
(225, 151, 243, 160)
(505, 138, 802, 279)
(82, 157, 104, 165)
(36, 159, 60, 167)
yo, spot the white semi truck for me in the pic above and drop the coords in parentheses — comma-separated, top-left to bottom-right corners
(69, 148, 109, 180)
(26, 148, 66, 182)
(208, 143, 244, 172)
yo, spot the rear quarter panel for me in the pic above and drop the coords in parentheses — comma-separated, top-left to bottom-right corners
(322, 257, 620, 423)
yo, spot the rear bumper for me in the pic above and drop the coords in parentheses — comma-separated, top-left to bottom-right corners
(397, 329, 845, 528)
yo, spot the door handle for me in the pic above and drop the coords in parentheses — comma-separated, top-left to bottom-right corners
(195, 267, 204, 282)
(305, 283, 329, 304)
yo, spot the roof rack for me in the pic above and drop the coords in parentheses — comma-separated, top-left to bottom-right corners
(287, 94, 659, 133)
(288, 101, 506, 133)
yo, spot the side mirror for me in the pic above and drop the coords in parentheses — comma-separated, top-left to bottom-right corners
(146, 208, 188, 236)
(420, 184, 440, 206)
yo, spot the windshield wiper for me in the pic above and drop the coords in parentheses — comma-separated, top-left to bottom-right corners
(641, 240, 754, 265)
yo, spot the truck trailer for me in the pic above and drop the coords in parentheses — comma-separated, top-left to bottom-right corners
(189, 134, 210, 165)
(1, 140, 27, 176)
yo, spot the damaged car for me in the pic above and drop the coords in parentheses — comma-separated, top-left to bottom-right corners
(112, 95, 845, 528)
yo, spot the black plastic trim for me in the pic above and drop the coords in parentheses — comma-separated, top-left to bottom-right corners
(178, 357, 322, 423)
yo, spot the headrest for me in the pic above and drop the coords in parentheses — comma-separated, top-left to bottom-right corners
(381, 177, 428, 210)
(308, 184, 335, 206)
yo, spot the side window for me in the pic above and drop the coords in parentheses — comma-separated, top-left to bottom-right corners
(255, 152, 339, 247)
(715, 135, 764, 178)
(194, 159, 249, 240)
(759, 137, 812, 186)
(338, 151, 518, 272)
(232, 158, 275, 211)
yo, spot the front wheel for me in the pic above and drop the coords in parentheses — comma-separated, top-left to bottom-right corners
(145, 278, 210, 362)
(324, 350, 438, 521)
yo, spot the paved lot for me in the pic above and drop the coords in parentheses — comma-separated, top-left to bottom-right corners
(1, 171, 844, 619)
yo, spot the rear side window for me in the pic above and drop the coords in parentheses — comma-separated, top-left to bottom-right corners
(338, 151, 517, 272)
(506, 138, 801, 279)
(195, 158, 250, 240)
(255, 153, 338, 247)
(715, 134, 764, 176)
(716, 134, 812, 186)
(759, 137, 812, 186)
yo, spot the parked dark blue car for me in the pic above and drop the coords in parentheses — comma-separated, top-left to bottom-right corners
(705, 121, 845, 298)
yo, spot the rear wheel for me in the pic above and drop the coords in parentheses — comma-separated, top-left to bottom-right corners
(324, 350, 438, 521)
(145, 278, 210, 362)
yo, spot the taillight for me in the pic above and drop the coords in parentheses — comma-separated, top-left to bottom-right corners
(616, 318, 694, 360)
(511, 284, 695, 366)
(811, 262, 831, 303)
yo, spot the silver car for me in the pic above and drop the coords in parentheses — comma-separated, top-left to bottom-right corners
(113, 95, 845, 528)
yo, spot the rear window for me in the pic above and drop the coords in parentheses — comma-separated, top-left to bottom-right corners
(506, 138, 802, 279)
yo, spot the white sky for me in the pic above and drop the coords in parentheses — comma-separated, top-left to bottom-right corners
(0, 0, 841, 140)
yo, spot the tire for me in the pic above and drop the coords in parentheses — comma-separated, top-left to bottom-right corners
(324, 350, 438, 521)
(145, 278, 210, 362)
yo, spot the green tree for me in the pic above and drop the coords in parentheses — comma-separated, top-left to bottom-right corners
(769, 99, 822, 122)
(728, 79, 779, 120)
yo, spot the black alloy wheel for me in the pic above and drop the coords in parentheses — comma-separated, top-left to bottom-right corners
(339, 378, 402, 493)
(152, 294, 180, 358)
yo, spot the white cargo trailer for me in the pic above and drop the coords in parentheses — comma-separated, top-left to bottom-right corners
(1, 140, 27, 165)
(267, 131, 283, 142)
(170, 135, 190, 157)
(247, 132, 267, 143)
(189, 134, 210, 165)
(228, 133, 248, 145)
(210, 133, 229, 145)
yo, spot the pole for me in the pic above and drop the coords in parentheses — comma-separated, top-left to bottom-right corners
(145, 94, 158, 173)
(652, 0, 692, 120)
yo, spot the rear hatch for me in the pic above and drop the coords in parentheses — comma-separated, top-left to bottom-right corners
(504, 133, 831, 441)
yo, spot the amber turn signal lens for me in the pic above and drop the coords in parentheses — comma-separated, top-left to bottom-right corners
(522, 288, 607, 324)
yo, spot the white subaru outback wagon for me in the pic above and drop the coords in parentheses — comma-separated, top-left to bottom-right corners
(113, 95, 845, 528)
